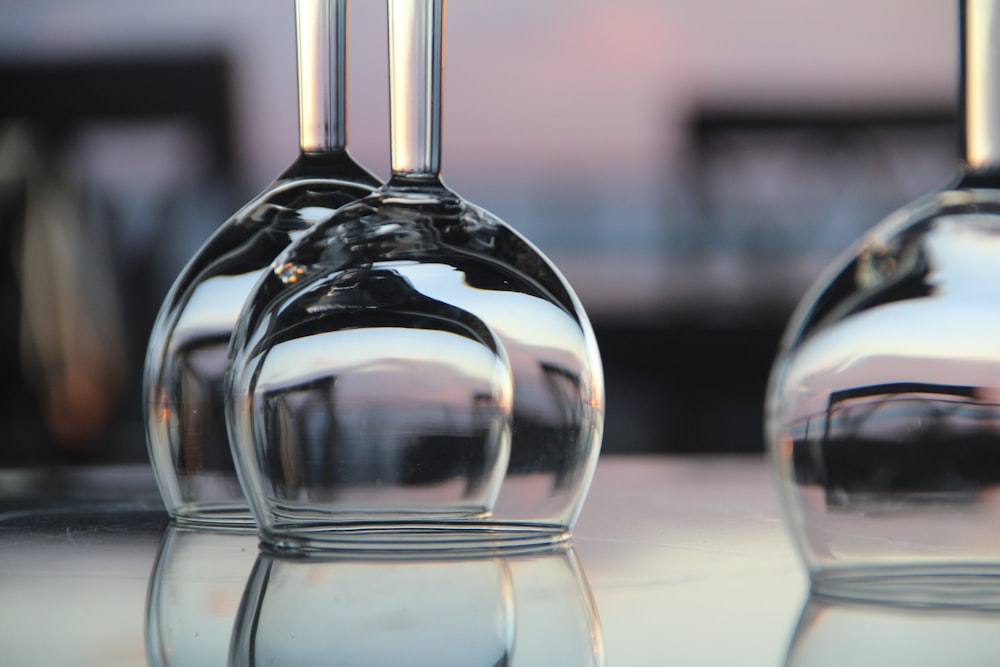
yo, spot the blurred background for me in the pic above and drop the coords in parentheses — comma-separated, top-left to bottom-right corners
(0, 0, 959, 464)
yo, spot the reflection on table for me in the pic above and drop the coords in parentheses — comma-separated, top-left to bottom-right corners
(145, 525, 258, 667)
(231, 543, 601, 666)
(786, 594, 1000, 667)
(1, 456, 813, 666)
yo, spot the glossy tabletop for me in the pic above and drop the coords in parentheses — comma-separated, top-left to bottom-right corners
(5, 455, 987, 666)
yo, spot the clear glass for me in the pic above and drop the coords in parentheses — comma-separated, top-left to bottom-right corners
(145, 525, 259, 667)
(766, 0, 1000, 605)
(228, 544, 604, 666)
(785, 594, 1000, 666)
(143, 0, 380, 527)
(225, 0, 604, 551)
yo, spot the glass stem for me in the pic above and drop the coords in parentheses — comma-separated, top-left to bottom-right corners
(961, 0, 1000, 170)
(296, 0, 348, 153)
(388, 0, 444, 181)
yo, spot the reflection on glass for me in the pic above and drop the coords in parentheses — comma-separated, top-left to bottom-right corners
(766, 0, 1000, 604)
(143, 0, 380, 527)
(786, 594, 1000, 666)
(229, 544, 603, 666)
(225, 0, 603, 550)
(145, 525, 259, 667)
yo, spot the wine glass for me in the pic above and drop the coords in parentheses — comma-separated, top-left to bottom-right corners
(228, 544, 604, 666)
(144, 0, 380, 527)
(225, 0, 604, 551)
(767, 0, 1000, 606)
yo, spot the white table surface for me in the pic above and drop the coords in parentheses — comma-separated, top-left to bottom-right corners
(574, 455, 805, 666)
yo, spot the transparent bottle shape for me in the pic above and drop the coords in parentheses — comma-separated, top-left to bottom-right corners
(144, 0, 380, 526)
(226, 0, 603, 551)
(767, 0, 1000, 605)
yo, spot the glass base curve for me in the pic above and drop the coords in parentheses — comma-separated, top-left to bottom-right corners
(259, 519, 571, 556)
(169, 502, 257, 530)
(811, 564, 1000, 610)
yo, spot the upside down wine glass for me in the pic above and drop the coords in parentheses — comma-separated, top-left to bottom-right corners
(767, 0, 1000, 606)
(144, 0, 379, 527)
(226, 0, 604, 551)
